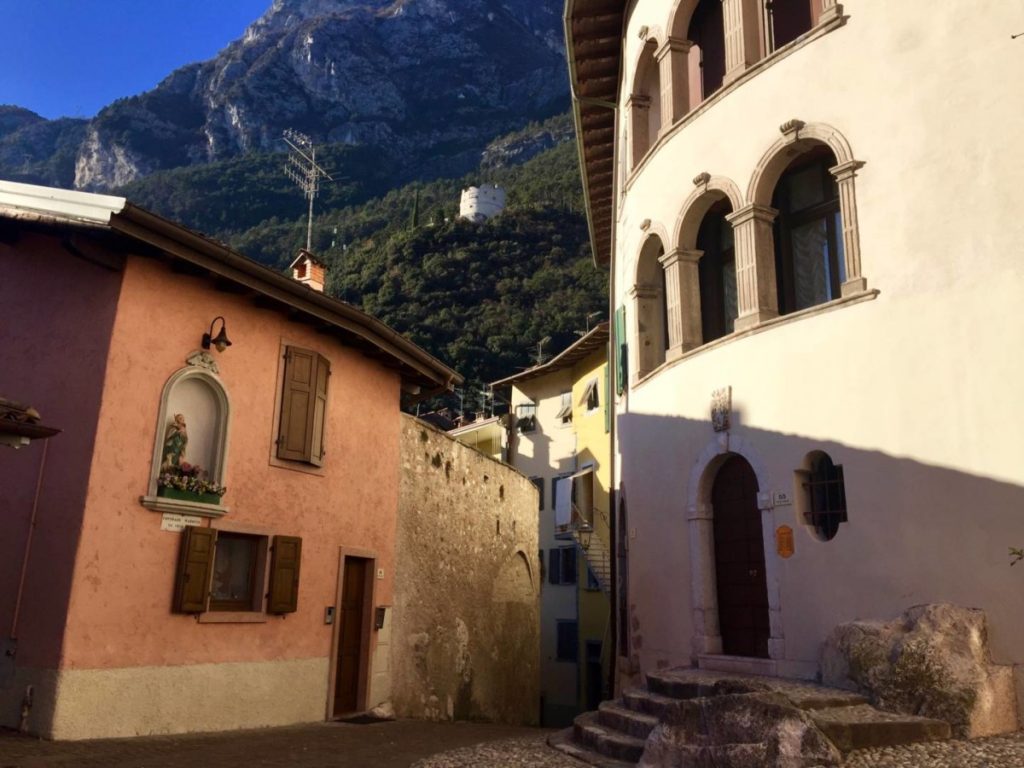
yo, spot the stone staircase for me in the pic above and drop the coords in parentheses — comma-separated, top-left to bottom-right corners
(549, 668, 952, 766)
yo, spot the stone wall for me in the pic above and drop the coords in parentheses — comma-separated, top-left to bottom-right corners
(391, 414, 539, 725)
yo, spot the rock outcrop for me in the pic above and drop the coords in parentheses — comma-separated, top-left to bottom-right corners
(0, 0, 568, 190)
(821, 603, 1019, 738)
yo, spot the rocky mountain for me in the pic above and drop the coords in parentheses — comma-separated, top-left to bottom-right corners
(0, 0, 568, 191)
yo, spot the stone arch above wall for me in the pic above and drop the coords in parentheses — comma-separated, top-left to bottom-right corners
(633, 224, 671, 286)
(491, 550, 536, 603)
(667, 0, 701, 39)
(747, 120, 857, 206)
(673, 175, 744, 250)
(686, 435, 773, 513)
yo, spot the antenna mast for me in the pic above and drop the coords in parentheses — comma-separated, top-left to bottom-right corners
(283, 129, 333, 251)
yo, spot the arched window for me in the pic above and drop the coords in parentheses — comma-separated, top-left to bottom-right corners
(696, 199, 737, 342)
(687, 0, 726, 103)
(632, 235, 668, 378)
(799, 451, 847, 541)
(630, 41, 662, 168)
(765, 0, 817, 51)
(771, 146, 844, 314)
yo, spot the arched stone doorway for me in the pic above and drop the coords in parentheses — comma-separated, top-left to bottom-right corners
(711, 455, 770, 658)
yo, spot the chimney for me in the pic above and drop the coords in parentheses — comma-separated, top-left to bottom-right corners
(289, 249, 326, 292)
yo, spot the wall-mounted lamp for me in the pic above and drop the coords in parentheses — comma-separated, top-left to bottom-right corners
(578, 528, 593, 551)
(201, 316, 232, 353)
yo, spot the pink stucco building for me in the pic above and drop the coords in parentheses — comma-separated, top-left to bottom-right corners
(0, 180, 460, 739)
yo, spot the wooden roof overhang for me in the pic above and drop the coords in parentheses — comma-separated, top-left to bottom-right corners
(491, 322, 610, 389)
(0, 181, 463, 399)
(564, 0, 627, 269)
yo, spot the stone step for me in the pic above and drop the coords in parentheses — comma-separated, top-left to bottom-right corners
(622, 687, 686, 720)
(810, 704, 952, 753)
(573, 711, 646, 763)
(646, 667, 868, 710)
(548, 728, 638, 768)
(597, 700, 659, 739)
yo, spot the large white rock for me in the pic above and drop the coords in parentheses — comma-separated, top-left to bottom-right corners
(821, 604, 1018, 738)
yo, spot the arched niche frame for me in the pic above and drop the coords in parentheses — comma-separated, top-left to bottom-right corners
(631, 226, 670, 380)
(141, 353, 232, 518)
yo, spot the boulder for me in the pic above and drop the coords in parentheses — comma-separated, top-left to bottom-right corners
(821, 603, 1018, 738)
(639, 692, 842, 768)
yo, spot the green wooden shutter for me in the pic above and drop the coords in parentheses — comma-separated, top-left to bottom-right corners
(278, 346, 316, 462)
(268, 535, 303, 614)
(614, 305, 628, 396)
(604, 362, 611, 434)
(173, 526, 216, 614)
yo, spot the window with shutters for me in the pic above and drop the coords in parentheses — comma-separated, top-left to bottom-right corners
(172, 526, 302, 618)
(274, 345, 330, 468)
(548, 546, 577, 586)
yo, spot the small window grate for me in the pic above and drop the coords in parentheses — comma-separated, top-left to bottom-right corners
(803, 454, 847, 541)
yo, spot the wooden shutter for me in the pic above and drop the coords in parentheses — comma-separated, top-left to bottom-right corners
(604, 363, 611, 433)
(548, 548, 561, 585)
(614, 306, 628, 396)
(309, 354, 330, 467)
(277, 347, 330, 464)
(268, 535, 302, 614)
(173, 526, 216, 614)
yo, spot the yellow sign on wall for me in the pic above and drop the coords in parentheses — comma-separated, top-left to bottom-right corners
(776, 525, 795, 559)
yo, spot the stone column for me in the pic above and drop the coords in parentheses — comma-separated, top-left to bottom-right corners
(626, 94, 652, 169)
(722, 0, 764, 85)
(757, 498, 786, 661)
(656, 37, 693, 128)
(659, 248, 703, 358)
(819, 0, 844, 24)
(688, 503, 723, 656)
(831, 159, 867, 295)
(727, 203, 779, 330)
(629, 283, 662, 379)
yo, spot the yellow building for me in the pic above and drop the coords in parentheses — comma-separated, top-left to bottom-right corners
(492, 323, 611, 724)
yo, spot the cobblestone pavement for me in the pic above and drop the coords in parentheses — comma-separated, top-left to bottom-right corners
(413, 734, 584, 767)
(845, 731, 1024, 768)
(0, 721, 564, 768)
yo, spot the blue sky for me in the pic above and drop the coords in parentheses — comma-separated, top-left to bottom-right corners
(0, 0, 271, 120)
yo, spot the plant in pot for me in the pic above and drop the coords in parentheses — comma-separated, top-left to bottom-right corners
(157, 462, 227, 504)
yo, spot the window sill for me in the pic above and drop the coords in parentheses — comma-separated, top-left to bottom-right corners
(269, 455, 327, 477)
(624, 13, 848, 192)
(198, 611, 268, 624)
(633, 288, 879, 390)
(140, 495, 228, 518)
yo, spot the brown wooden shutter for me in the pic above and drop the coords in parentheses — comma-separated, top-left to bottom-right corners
(277, 347, 330, 464)
(268, 535, 302, 614)
(173, 526, 216, 614)
(309, 354, 330, 467)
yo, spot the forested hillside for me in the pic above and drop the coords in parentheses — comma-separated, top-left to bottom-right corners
(120, 115, 607, 401)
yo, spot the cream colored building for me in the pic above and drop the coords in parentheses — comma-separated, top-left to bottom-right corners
(566, 0, 1024, 721)
(493, 324, 612, 726)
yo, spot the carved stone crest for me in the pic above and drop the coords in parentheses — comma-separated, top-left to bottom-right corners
(186, 350, 220, 374)
(711, 386, 731, 432)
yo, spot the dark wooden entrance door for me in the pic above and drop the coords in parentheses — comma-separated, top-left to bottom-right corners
(334, 557, 367, 715)
(712, 455, 770, 658)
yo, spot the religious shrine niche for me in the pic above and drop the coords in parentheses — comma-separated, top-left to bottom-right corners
(144, 356, 231, 511)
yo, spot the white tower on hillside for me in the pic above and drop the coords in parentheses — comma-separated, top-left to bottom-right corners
(459, 184, 506, 223)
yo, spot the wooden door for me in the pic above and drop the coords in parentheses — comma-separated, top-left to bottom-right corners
(712, 455, 770, 658)
(334, 557, 367, 715)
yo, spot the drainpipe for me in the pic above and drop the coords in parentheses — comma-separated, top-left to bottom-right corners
(10, 439, 49, 642)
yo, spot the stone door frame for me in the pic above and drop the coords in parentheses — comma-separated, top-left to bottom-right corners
(686, 435, 785, 665)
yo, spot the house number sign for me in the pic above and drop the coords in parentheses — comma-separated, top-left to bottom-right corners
(776, 525, 795, 559)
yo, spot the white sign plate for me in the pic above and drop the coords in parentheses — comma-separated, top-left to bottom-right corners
(772, 491, 793, 507)
(160, 513, 203, 532)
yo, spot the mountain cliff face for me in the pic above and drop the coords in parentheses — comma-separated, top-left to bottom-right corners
(0, 0, 568, 191)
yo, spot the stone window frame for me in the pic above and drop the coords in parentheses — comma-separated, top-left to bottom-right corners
(622, 0, 847, 190)
(631, 227, 671, 382)
(628, 38, 663, 170)
(630, 121, 868, 387)
(140, 363, 231, 519)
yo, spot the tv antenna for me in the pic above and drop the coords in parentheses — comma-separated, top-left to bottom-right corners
(283, 129, 333, 251)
